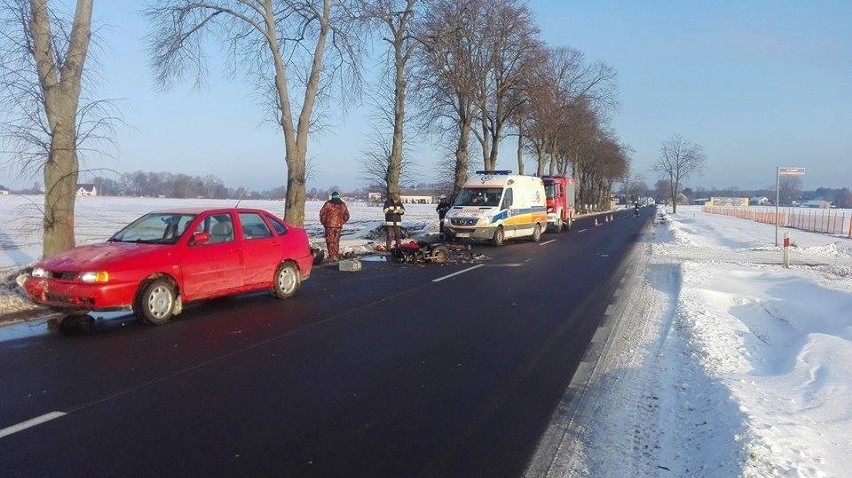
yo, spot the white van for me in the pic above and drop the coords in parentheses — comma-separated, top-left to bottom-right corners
(444, 171, 548, 246)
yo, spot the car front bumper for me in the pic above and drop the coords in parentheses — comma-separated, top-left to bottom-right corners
(23, 277, 137, 312)
(445, 225, 496, 240)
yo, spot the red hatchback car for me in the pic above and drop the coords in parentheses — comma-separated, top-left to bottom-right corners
(23, 207, 313, 325)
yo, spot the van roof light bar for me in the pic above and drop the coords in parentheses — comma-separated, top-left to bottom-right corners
(475, 170, 512, 175)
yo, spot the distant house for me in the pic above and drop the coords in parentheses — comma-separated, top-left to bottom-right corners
(76, 184, 97, 196)
(367, 192, 382, 203)
(750, 196, 770, 206)
(709, 196, 749, 207)
(400, 189, 441, 204)
(799, 199, 831, 209)
(367, 190, 441, 204)
(0, 189, 9, 196)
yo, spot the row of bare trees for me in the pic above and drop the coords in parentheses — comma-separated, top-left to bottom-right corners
(2, 0, 630, 259)
(403, 0, 627, 210)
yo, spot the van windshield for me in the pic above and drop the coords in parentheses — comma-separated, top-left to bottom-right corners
(454, 187, 502, 207)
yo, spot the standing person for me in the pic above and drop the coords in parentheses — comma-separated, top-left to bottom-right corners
(436, 194, 451, 239)
(319, 191, 350, 261)
(383, 192, 405, 250)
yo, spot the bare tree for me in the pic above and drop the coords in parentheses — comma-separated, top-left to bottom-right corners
(779, 175, 802, 206)
(144, 0, 365, 226)
(471, 0, 541, 172)
(358, 116, 417, 189)
(652, 134, 706, 213)
(654, 178, 670, 204)
(414, 0, 488, 194)
(572, 128, 627, 211)
(0, 0, 100, 258)
(360, 0, 419, 196)
(521, 46, 617, 178)
(627, 178, 648, 201)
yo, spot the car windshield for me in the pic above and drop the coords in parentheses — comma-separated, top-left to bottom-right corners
(453, 187, 502, 207)
(109, 213, 196, 244)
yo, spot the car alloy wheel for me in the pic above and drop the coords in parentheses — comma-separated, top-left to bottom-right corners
(272, 262, 300, 299)
(134, 279, 175, 325)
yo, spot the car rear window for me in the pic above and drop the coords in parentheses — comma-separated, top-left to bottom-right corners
(239, 212, 273, 239)
(266, 215, 288, 235)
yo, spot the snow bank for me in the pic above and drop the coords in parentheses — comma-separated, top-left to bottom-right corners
(552, 205, 852, 476)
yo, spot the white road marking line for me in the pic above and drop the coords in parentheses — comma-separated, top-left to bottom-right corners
(592, 326, 609, 344)
(432, 264, 484, 282)
(577, 228, 588, 233)
(539, 239, 556, 246)
(0, 411, 66, 439)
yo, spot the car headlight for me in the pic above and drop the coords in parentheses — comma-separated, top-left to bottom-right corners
(31, 267, 51, 278)
(79, 271, 110, 283)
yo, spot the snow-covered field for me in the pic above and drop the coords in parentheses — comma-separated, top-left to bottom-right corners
(0, 195, 442, 269)
(3, 197, 852, 476)
(0, 195, 441, 317)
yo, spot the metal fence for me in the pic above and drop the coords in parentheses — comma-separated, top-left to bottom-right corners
(703, 206, 852, 238)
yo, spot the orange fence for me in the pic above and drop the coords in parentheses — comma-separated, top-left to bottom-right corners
(703, 206, 852, 238)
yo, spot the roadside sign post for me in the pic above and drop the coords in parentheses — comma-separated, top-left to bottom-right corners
(775, 166, 805, 246)
(783, 233, 791, 268)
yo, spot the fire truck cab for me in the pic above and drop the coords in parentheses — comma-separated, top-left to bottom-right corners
(541, 175, 576, 232)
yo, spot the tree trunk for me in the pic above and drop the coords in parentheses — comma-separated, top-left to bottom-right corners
(478, 109, 491, 171)
(548, 140, 557, 176)
(265, 0, 329, 226)
(285, 154, 307, 225)
(30, 0, 94, 258)
(453, 121, 472, 194)
(516, 128, 524, 175)
(671, 178, 679, 214)
(42, 129, 79, 258)
(385, 26, 407, 197)
(536, 144, 546, 177)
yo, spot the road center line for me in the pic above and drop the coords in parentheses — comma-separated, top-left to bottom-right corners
(539, 239, 556, 246)
(432, 264, 484, 282)
(0, 411, 66, 439)
(577, 228, 588, 233)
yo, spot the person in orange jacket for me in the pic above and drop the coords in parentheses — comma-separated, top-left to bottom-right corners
(319, 191, 350, 261)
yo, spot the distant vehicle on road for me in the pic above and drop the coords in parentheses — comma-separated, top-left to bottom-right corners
(541, 175, 575, 232)
(23, 207, 313, 325)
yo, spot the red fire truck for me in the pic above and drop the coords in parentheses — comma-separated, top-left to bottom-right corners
(541, 175, 576, 232)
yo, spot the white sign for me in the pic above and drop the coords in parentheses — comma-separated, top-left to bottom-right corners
(778, 167, 805, 176)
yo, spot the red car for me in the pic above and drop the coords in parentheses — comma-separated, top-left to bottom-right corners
(23, 207, 313, 325)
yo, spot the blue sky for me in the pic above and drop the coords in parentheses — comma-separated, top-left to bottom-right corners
(3, 0, 850, 192)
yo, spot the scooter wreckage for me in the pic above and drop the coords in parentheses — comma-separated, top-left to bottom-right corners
(389, 241, 451, 264)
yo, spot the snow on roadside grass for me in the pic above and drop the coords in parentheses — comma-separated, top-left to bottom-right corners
(664, 207, 852, 476)
(562, 205, 852, 476)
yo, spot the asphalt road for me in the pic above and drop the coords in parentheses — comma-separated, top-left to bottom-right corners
(0, 208, 653, 477)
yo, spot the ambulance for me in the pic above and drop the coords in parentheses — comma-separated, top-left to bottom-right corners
(444, 171, 548, 246)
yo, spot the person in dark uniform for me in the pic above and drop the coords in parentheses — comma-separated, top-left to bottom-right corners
(383, 192, 405, 249)
(436, 194, 451, 239)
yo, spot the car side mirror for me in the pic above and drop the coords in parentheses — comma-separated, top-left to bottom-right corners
(191, 232, 210, 246)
